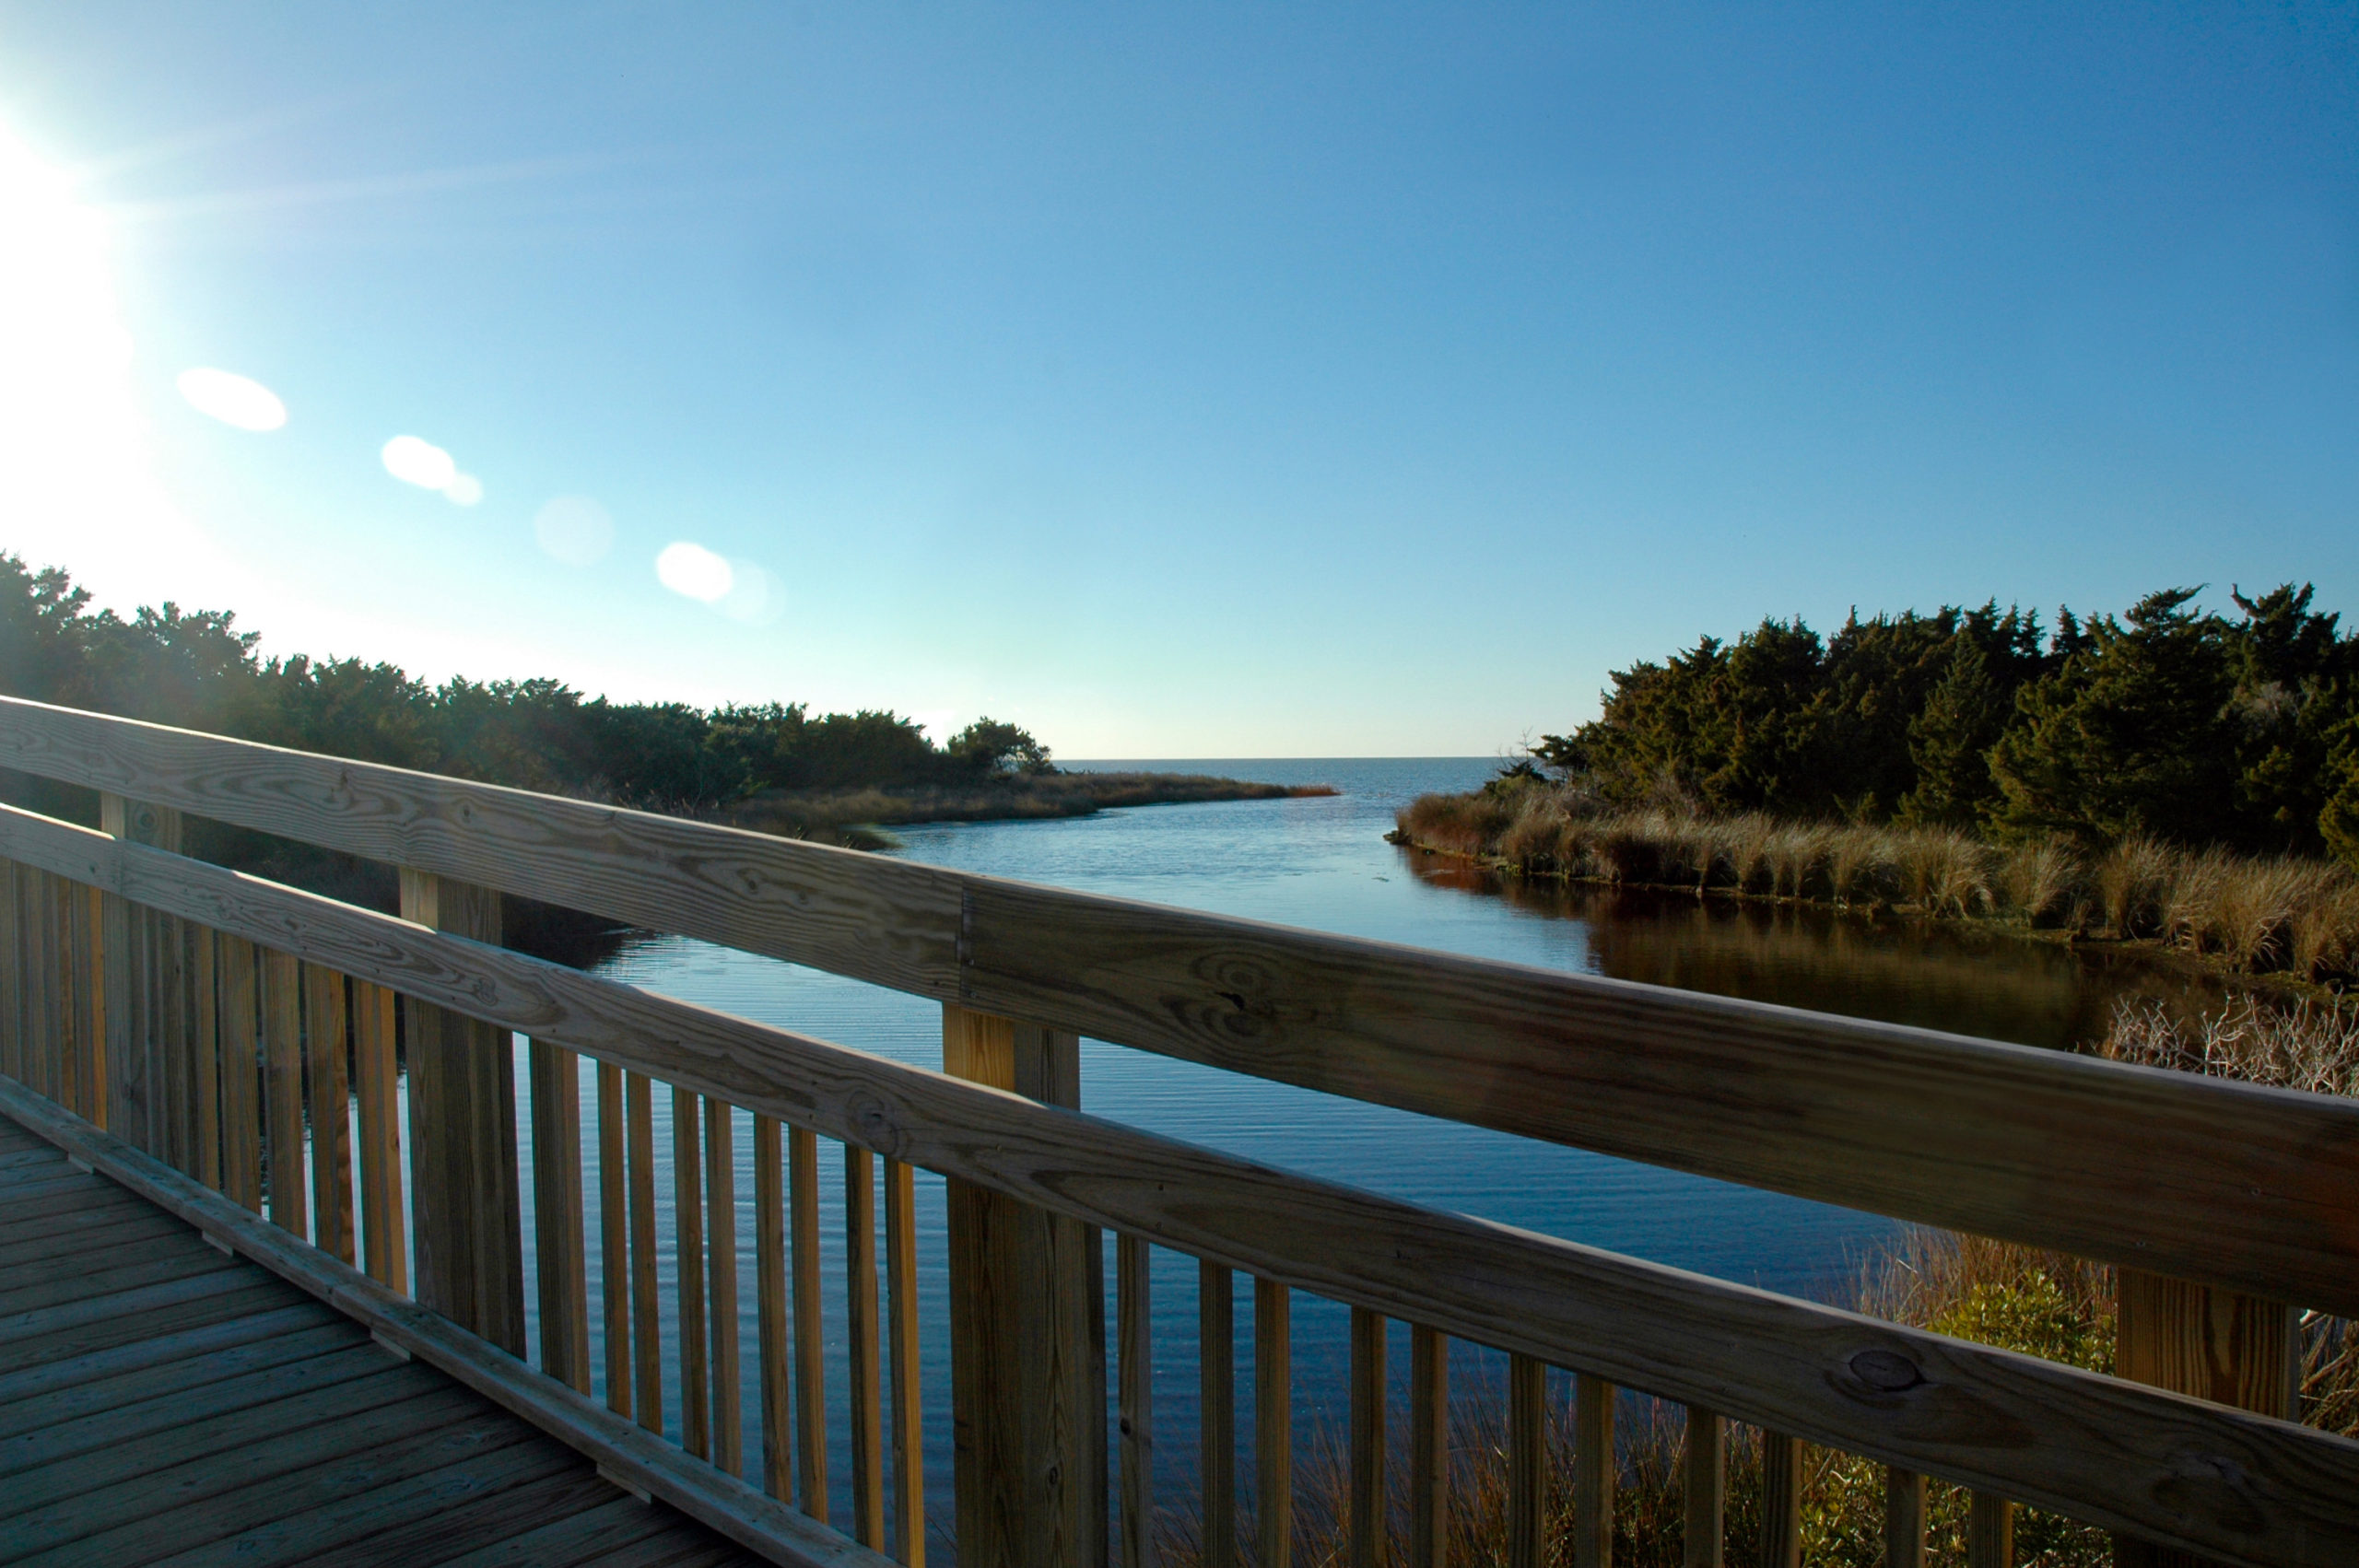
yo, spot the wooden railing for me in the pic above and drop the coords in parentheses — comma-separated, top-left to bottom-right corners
(0, 694, 2353, 1567)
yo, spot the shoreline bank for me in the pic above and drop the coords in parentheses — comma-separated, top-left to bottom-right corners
(729, 769, 1337, 846)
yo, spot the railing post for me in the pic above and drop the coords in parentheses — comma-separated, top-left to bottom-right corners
(99, 793, 178, 1144)
(2111, 1268, 2298, 1568)
(399, 868, 526, 1354)
(943, 1001, 1109, 1568)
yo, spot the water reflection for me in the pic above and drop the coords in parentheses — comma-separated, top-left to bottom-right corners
(1405, 849, 2258, 1051)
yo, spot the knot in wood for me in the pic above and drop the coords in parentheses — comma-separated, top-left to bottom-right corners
(844, 1091, 905, 1159)
(1846, 1348, 1925, 1393)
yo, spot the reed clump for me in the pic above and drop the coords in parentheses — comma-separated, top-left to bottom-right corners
(1397, 781, 2359, 983)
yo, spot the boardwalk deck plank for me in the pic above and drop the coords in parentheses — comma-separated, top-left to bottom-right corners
(0, 1119, 801, 1568)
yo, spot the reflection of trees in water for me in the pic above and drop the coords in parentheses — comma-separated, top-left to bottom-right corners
(1403, 848, 2252, 1051)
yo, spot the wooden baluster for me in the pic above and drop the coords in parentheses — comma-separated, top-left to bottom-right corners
(708, 1096, 743, 1476)
(1967, 1494, 2013, 1568)
(354, 981, 405, 1290)
(2113, 1267, 2296, 1568)
(675, 1084, 710, 1459)
(1201, 1262, 1237, 1568)
(941, 1002, 1107, 1568)
(1884, 1468, 1925, 1568)
(193, 927, 219, 1189)
(158, 911, 190, 1172)
(628, 1069, 663, 1434)
(263, 949, 307, 1239)
(1121, 1234, 1155, 1568)
(1684, 1408, 1725, 1568)
(1759, 1433, 1802, 1568)
(755, 1114, 792, 1501)
(1256, 1277, 1293, 1568)
(1575, 1374, 1614, 1568)
(1507, 1353, 1544, 1568)
(0, 861, 18, 1086)
(73, 882, 104, 1127)
(886, 1155, 926, 1568)
(1348, 1306, 1384, 1568)
(1407, 1325, 1447, 1568)
(33, 872, 59, 1105)
(849, 1143, 887, 1549)
(217, 934, 262, 1212)
(791, 1121, 828, 1519)
(530, 1039, 591, 1393)
(99, 795, 177, 1146)
(304, 964, 354, 1264)
(397, 869, 525, 1354)
(598, 1060, 630, 1416)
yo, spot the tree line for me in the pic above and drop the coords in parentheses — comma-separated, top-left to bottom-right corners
(1534, 583, 2359, 866)
(0, 555, 1053, 811)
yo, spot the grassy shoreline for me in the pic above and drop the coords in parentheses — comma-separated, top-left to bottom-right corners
(1394, 781, 2359, 989)
(726, 770, 1336, 846)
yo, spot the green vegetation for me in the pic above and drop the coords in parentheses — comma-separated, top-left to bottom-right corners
(0, 554, 1325, 952)
(1157, 995, 2359, 1567)
(1397, 583, 2359, 984)
(1528, 584, 2359, 860)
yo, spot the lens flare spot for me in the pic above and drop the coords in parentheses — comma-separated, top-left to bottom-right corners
(535, 496, 615, 566)
(381, 434, 456, 489)
(656, 541, 733, 603)
(721, 561, 777, 623)
(441, 473, 484, 506)
(175, 368, 286, 432)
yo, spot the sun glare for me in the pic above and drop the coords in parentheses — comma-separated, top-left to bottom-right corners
(655, 540, 733, 603)
(176, 367, 286, 431)
(0, 120, 189, 581)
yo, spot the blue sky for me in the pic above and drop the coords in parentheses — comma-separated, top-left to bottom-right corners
(0, 3, 2352, 755)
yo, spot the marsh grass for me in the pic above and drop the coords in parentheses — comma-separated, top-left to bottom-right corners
(1398, 786, 2359, 982)
(1145, 995, 2359, 1565)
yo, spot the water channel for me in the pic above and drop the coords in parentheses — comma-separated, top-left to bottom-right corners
(508, 756, 2249, 1550)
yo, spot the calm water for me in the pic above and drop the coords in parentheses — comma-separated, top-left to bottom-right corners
(506, 757, 2243, 1549)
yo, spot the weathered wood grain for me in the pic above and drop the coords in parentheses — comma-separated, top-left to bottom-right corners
(1886, 1468, 1926, 1568)
(847, 1142, 886, 1550)
(18, 700, 2359, 1320)
(217, 933, 262, 1212)
(8, 807, 2359, 1565)
(262, 948, 307, 1239)
(1967, 1493, 2013, 1568)
(306, 961, 355, 1263)
(1408, 1325, 1446, 1568)
(791, 1120, 827, 1520)
(0, 1073, 905, 1568)
(532, 1038, 592, 1393)
(0, 696, 962, 996)
(628, 1069, 663, 1435)
(356, 979, 405, 1288)
(676, 1083, 712, 1460)
(1576, 1374, 1614, 1568)
(401, 869, 525, 1355)
(1684, 1408, 1724, 1568)
(709, 1095, 744, 1478)
(1257, 1277, 1292, 1568)
(600, 1059, 631, 1420)
(1201, 1260, 1237, 1568)
(756, 1112, 792, 1501)
(1761, 1433, 1802, 1568)
(1121, 1232, 1155, 1568)
(1510, 1354, 1548, 1568)
(1348, 1305, 1382, 1568)
(194, 924, 220, 1190)
(885, 1155, 925, 1568)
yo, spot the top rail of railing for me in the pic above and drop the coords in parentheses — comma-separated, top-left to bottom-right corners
(1, 694, 2354, 1317)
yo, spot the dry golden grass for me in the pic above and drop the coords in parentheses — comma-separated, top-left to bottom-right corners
(1396, 786, 2359, 981)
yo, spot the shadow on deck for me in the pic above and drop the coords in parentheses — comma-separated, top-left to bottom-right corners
(0, 1116, 759, 1567)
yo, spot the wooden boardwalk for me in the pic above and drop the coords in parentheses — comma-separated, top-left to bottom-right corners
(0, 1116, 760, 1568)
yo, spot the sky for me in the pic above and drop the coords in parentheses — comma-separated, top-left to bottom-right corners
(0, 3, 2353, 757)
